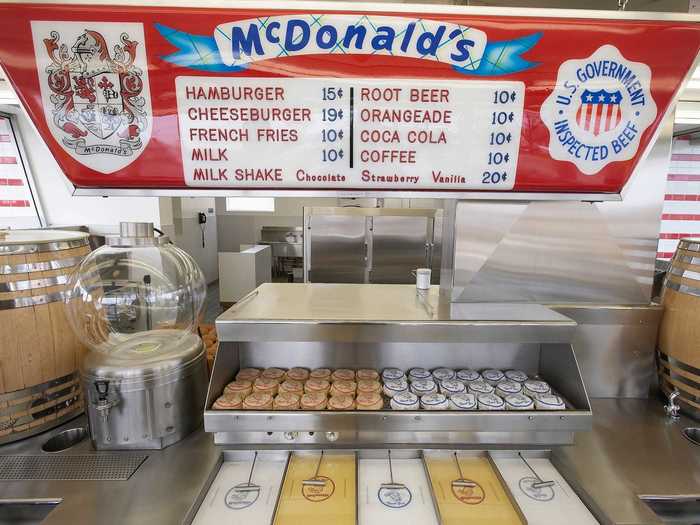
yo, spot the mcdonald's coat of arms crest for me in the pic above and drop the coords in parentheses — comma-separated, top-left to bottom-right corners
(31, 21, 152, 174)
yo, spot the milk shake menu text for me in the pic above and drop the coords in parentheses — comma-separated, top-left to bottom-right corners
(176, 77, 524, 189)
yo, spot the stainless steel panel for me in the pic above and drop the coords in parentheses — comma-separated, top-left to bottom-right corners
(235, 341, 541, 372)
(371, 215, 430, 284)
(448, 111, 674, 305)
(304, 207, 442, 284)
(83, 349, 208, 450)
(0, 455, 147, 481)
(205, 410, 591, 434)
(0, 415, 221, 525)
(212, 431, 576, 447)
(217, 322, 576, 344)
(307, 214, 367, 283)
(439, 199, 457, 297)
(540, 343, 591, 409)
(552, 305, 662, 398)
(0, 400, 695, 525)
(431, 210, 443, 284)
(215, 284, 577, 344)
(206, 323, 592, 445)
(553, 398, 700, 525)
(451, 200, 651, 303)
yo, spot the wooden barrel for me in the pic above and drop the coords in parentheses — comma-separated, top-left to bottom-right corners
(0, 229, 90, 443)
(658, 237, 700, 419)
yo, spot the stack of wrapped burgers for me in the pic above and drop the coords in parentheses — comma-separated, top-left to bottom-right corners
(212, 366, 567, 411)
(212, 367, 384, 411)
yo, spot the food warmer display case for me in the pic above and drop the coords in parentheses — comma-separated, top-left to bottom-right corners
(189, 283, 601, 524)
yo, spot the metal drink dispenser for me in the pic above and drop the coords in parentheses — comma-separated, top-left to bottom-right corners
(64, 222, 208, 449)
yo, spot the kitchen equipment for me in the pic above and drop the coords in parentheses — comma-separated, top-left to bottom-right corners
(380, 450, 407, 493)
(451, 452, 477, 489)
(80, 330, 207, 449)
(518, 452, 554, 489)
(0, 229, 90, 444)
(235, 451, 261, 496)
(303, 450, 327, 487)
(207, 283, 591, 447)
(657, 237, 700, 420)
(65, 222, 207, 449)
(303, 207, 442, 284)
(259, 226, 303, 281)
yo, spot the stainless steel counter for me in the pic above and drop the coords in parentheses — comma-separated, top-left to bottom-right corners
(554, 398, 700, 525)
(0, 417, 221, 525)
(0, 399, 698, 524)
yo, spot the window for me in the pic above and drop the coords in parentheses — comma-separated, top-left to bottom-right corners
(225, 197, 275, 212)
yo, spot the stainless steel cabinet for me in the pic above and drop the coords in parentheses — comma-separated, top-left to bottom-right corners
(303, 207, 442, 284)
(307, 213, 367, 283)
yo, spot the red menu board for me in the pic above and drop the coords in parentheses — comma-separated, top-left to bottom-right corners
(0, 2, 698, 195)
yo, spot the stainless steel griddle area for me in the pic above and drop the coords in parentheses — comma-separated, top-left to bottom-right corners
(0, 400, 697, 525)
(1, 284, 697, 525)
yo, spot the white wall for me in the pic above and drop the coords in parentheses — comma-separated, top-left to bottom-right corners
(1, 104, 161, 234)
(215, 197, 335, 252)
(160, 197, 219, 284)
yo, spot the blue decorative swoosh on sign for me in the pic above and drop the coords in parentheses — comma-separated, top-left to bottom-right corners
(156, 23, 247, 72)
(155, 22, 540, 76)
(455, 32, 542, 76)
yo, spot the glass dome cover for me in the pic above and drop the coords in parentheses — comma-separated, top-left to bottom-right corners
(65, 222, 206, 354)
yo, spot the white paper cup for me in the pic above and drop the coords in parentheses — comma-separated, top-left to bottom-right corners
(413, 268, 432, 290)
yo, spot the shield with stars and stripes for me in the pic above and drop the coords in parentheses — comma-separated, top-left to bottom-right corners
(575, 89, 622, 136)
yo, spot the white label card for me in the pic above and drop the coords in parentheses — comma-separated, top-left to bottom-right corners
(176, 77, 524, 190)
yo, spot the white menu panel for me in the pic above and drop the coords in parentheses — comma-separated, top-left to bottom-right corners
(176, 77, 524, 190)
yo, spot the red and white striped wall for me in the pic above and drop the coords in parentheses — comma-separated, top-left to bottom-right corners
(0, 115, 41, 227)
(658, 136, 700, 259)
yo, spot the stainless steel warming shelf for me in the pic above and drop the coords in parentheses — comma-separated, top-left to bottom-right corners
(208, 283, 591, 446)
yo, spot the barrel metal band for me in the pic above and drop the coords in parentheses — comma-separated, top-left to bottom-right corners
(657, 361, 700, 394)
(0, 239, 88, 255)
(0, 274, 69, 293)
(0, 371, 80, 403)
(0, 383, 81, 419)
(0, 406, 83, 445)
(676, 253, 700, 267)
(669, 265, 700, 282)
(665, 279, 700, 298)
(0, 290, 67, 310)
(659, 374, 700, 405)
(657, 350, 700, 378)
(0, 398, 82, 434)
(0, 256, 83, 276)
(678, 240, 700, 252)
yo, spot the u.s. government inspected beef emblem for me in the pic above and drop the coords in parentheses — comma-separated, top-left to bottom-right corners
(31, 21, 152, 174)
(540, 45, 657, 175)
